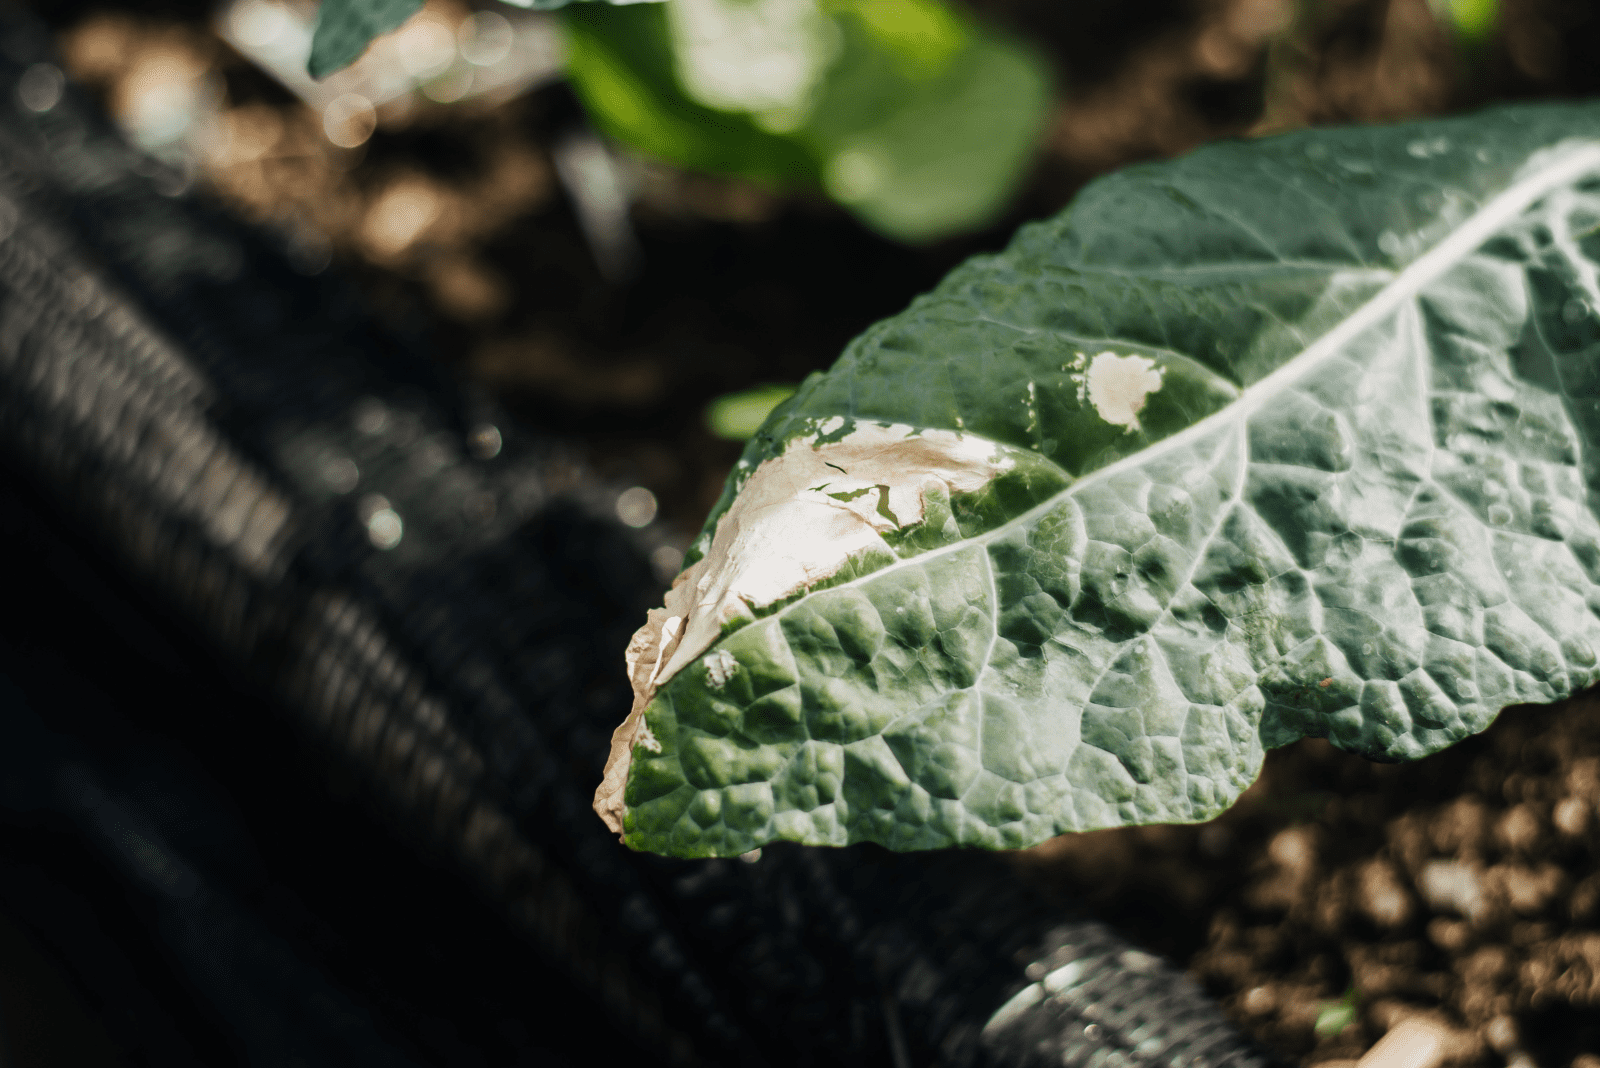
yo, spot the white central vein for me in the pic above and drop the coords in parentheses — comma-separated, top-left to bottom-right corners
(742, 142, 1600, 639)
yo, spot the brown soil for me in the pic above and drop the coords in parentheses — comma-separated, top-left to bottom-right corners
(1014, 695, 1600, 1068)
(30, 0, 1600, 1064)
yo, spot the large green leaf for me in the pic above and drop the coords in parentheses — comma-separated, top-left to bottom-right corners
(597, 101, 1600, 857)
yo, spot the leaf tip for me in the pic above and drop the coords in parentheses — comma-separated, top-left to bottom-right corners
(306, 0, 426, 80)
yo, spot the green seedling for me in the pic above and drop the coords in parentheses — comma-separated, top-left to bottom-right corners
(707, 385, 799, 441)
(1313, 986, 1362, 1038)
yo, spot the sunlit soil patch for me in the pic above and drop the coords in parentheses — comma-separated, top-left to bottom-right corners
(1015, 691, 1600, 1067)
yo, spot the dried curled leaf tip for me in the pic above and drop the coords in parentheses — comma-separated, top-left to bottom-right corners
(592, 422, 1013, 839)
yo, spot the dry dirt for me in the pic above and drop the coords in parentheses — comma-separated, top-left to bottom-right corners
(1015, 695, 1600, 1068)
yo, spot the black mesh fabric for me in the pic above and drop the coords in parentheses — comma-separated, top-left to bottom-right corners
(0, 8, 1276, 1067)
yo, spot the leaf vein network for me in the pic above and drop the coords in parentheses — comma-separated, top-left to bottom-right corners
(738, 145, 1600, 677)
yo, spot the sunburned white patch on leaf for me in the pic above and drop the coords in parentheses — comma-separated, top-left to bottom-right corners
(1072, 350, 1164, 432)
(703, 648, 738, 689)
(592, 420, 1014, 835)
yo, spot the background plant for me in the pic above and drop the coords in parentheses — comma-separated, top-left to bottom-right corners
(312, 0, 1050, 242)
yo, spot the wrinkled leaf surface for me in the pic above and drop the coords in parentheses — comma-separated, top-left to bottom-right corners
(619, 103, 1600, 857)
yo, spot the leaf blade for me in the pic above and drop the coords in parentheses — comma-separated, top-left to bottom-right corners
(612, 102, 1600, 857)
(308, 0, 422, 80)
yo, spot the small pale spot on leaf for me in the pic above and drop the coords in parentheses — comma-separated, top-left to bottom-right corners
(1072, 351, 1164, 432)
(705, 648, 739, 689)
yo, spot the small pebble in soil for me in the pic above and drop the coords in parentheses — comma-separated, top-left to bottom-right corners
(1495, 805, 1543, 855)
(1358, 860, 1413, 929)
(1241, 985, 1274, 1015)
(1426, 918, 1471, 954)
(1269, 826, 1318, 881)
(1483, 1014, 1518, 1054)
(1417, 860, 1484, 921)
(1553, 796, 1591, 837)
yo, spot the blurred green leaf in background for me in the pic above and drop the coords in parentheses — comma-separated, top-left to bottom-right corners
(1429, 0, 1499, 49)
(563, 0, 1053, 242)
(1312, 987, 1361, 1038)
(705, 383, 797, 440)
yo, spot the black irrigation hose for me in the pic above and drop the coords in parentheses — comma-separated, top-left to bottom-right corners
(0, 8, 1276, 1067)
